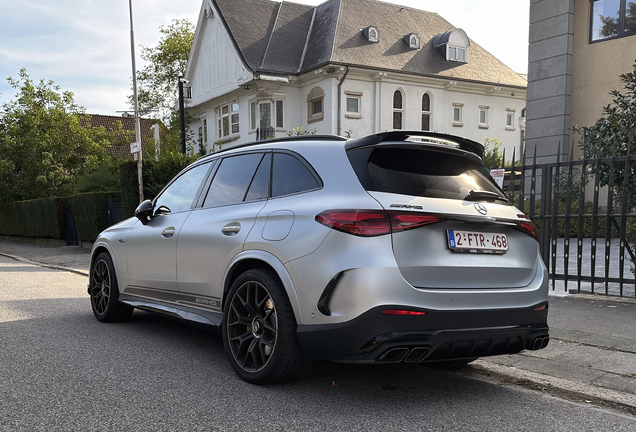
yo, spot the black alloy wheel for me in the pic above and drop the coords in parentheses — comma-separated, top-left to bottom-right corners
(226, 279, 277, 372)
(222, 269, 310, 384)
(90, 252, 133, 322)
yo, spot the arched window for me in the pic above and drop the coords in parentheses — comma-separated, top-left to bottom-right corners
(421, 93, 431, 131)
(393, 90, 403, 130)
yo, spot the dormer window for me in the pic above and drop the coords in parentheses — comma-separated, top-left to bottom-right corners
(362, 26, 379, 43)
(403, 33, 420, 49)
(448, 46, 466, 62)
(432, 28, 470, 63)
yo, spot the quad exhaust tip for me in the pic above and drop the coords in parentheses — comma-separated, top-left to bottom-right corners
(529, 336, 550, 350)
(378, 347, 430, 363)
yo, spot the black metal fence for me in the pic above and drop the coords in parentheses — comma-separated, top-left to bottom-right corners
(256, 127, 275, 141)
(494, 143, 636, 298)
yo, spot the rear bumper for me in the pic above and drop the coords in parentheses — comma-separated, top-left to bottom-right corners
(297, 303, 549, 362)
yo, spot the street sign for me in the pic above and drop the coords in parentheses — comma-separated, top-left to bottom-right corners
(490, 169, 505, 188)
(130, 141, 141, 153)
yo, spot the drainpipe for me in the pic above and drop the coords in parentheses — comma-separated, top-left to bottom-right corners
(337, 66, 350, 136)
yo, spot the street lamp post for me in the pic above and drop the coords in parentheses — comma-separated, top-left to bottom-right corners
(129, 0, 144, 203)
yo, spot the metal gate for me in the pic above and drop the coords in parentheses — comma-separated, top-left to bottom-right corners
(65, 207, 79, 246)
(493, 143, 636, 298)
(107, 196, 123, 226)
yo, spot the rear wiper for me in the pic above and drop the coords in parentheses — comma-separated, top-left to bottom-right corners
(464, 189, 508, 202)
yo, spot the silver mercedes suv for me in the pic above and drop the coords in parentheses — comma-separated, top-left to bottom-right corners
(89, 131, 549, 384)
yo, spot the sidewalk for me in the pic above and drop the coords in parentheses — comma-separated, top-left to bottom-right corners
(1, 237, 635, 415)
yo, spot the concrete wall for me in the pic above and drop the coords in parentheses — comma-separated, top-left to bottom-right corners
(526, 0, 575, 164)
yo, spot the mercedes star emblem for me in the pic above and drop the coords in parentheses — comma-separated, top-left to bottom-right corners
(474, 203, 488, 215)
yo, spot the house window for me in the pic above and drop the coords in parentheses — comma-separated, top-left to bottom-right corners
(452, 102, 463, 127)
(198, 126, 203, 146)
(403, 33, 420, 49)
(203, 119, 208, 145)
(250, 102, 257, 130)
(249, 99, 285, 135)
(506, 108, 516, 130)
(448, 46, 467, 62)
(218, 103, 239, 138)
(591, 0, 635, 42)
(393, 90, 404, 130)
(346, 97, 359, 114)
(479, 105, 489, 129)
(307, 86, 325, 123)
(421, 93, 431, 131)
(231, 103, 239, 134)
(276, 100, 284, 129)
(363, 26, 379, 42)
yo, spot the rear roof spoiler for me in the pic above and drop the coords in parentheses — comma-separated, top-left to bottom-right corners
(344, 131, 484, 158)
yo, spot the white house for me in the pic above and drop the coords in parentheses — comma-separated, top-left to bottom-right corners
(185, 0, 527, 160)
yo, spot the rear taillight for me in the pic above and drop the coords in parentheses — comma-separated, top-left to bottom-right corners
(315, 210, 390, 236)
(517, 220, 540, 242)
(316, 210, 442, 237)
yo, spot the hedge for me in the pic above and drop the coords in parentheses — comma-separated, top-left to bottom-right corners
(68, 192, 121, 242)
(0, 198, 66, 239)
(0, 192, 120, 242)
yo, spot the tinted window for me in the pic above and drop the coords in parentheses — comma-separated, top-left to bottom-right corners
(154, 162, 211, 213)
(272, 153, 319, 197)
(204, 153, 263, 207)
(362, 148, 507, 202)
(245, 153, 270, 201)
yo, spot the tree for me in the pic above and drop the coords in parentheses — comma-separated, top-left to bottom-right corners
(0, 69, 113, 202)
(574, 62, 636, 207)
(132, 19, 195, 117)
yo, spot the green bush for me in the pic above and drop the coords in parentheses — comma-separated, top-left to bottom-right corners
(0, 198, 66, 239)
(68, 192, 120, 242)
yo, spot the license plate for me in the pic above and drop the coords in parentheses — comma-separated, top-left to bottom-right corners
(447, 229, 508, 254)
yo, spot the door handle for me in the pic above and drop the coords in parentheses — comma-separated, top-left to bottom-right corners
(161, 227, 176, 238)
(221, 222, 241, 236)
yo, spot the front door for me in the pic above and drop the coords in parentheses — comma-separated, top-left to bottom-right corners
(125, 161, 212, 303)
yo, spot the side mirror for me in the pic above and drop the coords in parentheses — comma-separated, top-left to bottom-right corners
(134, 200, 154, 225)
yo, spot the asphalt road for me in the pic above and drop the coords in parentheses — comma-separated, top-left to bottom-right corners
(1, 255, 635, 431)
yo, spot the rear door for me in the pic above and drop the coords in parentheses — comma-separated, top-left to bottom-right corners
(347, 144, 540, 289)
(175, 152, 270, 312)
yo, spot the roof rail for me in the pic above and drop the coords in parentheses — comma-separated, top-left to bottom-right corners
(344, 131, 484, 157)
(201, 134, 347, 158)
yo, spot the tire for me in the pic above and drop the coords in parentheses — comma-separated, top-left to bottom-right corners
(222, 269, 310, 384)
(90, 252, 134, 322)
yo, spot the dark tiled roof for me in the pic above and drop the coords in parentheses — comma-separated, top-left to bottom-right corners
(84, 114, 165, 159)
(214, 0, 281, 71)
(213, 0, 526, 87)
(260, 1, 315, 73)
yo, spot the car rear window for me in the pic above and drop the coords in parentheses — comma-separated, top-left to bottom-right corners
(350, 147, 507, 202)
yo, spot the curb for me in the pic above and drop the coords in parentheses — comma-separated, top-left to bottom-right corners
(469, 360, 636, 416)
(0, 253, 89, 277)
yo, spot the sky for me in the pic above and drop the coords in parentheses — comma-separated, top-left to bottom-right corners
(0, 0, 530, 116)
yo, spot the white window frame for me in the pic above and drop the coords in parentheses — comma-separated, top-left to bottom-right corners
(448, 46, 467, 62)
(452, 102, 463, 127)
(392, 89, 404, 130)
(506, 108, 516, 131)
(344, 90, 362, 119)
(421, 92, 432, 131)
(479, 105, 489, 129)
(275, 99, 285, 130)
(248, 98, 286, 133)
(218, 102, 239, 139)
(307, 86, 325, 124)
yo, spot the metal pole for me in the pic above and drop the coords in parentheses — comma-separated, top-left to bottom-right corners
(129, 0, 144, 203)
(179, 76, 186, 154)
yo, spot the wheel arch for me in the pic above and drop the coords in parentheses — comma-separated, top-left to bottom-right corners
(90, 241, 121, 287)
(223, 251, 303, 323)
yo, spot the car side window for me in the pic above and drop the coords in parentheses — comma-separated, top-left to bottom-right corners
(272, 152, 319, 197)
(245, 153, 271, 202)
(203, 153, 264, 207)
(154, 162, 211, 213)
